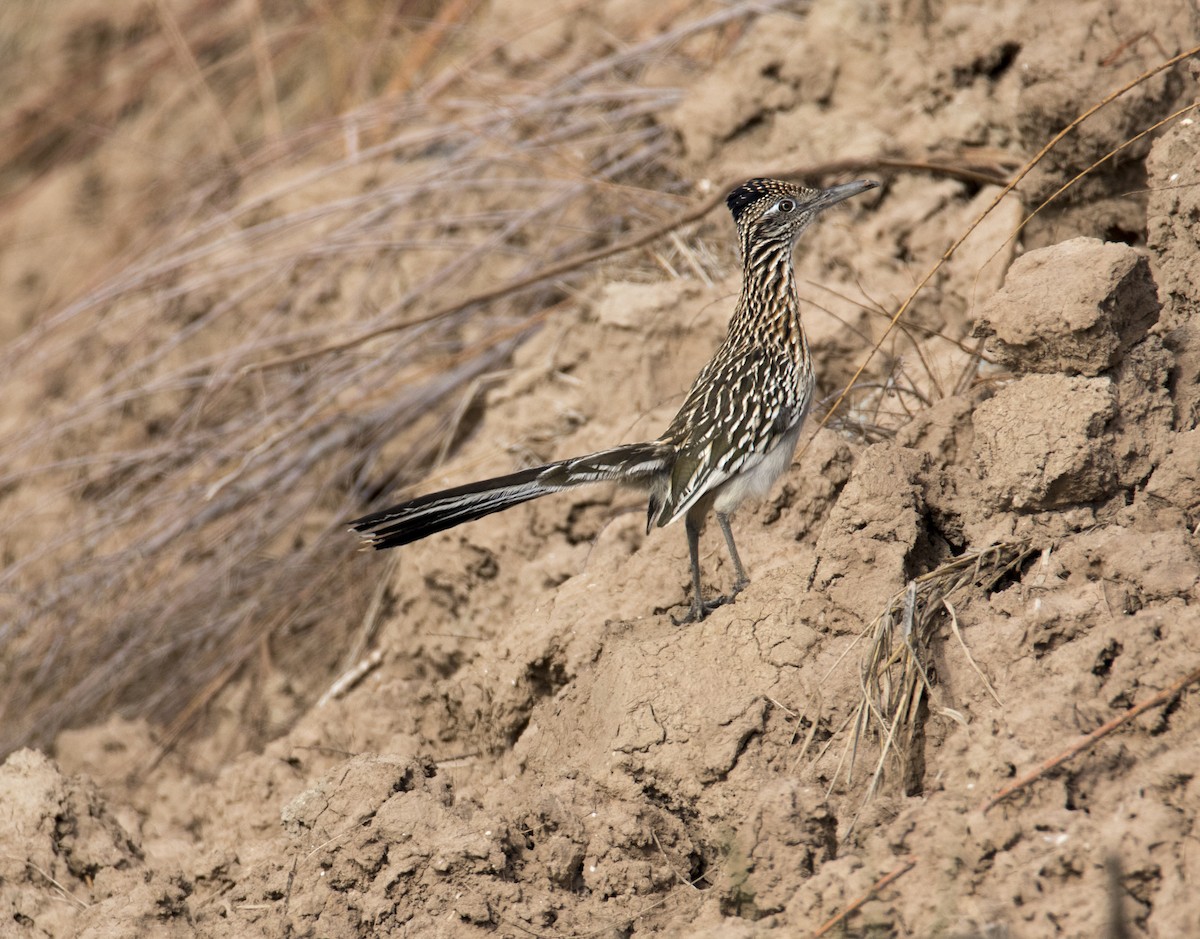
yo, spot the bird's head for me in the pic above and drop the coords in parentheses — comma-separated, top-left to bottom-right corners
(726, 177, 878, 248)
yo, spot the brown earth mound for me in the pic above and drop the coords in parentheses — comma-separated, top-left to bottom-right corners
(2, 1, 1199, 936)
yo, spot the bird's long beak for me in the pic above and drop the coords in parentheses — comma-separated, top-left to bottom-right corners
(811, 179, 879, 211)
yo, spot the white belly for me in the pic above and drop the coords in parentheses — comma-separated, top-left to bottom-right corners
(713, 422, 803, 513)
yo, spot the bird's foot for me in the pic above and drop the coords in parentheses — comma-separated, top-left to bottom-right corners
(673, 592, 732, 625)
(673, 577, 751, 624)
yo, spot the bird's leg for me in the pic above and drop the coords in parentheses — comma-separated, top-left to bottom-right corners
(716, 511, 750, 596)
(674, 509, 735, 624)
(674, 513, 707, 625)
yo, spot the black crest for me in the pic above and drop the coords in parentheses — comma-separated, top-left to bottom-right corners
(726, 178, 790, 224)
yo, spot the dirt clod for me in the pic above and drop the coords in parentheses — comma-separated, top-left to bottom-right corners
(974, 237, 1161, 376)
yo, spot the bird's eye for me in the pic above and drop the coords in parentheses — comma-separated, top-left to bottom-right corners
(777, 199, 795, 213)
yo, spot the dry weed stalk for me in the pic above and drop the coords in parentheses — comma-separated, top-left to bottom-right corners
(832, 542, 1036, 811)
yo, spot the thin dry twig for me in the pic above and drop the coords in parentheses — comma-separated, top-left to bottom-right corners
(317, 650, 384, 709)
(944, 598, 1002, 707)
(4, 856, 91, 910)
(651, 829, 703, 892)
(978, 99, 1200, 272)
(387, 0, 484, 95)
(810, 855, 918, 938)
(152, 0, 243, 164)
(981, 663, 1200, 813)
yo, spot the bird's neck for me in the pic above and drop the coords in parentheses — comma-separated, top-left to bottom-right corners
(730, 239, 805, 356)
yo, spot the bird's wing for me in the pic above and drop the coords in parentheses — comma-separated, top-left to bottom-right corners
(650, 345, 802, 527)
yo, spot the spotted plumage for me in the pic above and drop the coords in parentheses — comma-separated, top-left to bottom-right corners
(350, 177, 878, 623)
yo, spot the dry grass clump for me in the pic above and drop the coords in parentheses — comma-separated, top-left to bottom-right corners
(0, 0, 790, 756)
(829, 542, 1037, 822)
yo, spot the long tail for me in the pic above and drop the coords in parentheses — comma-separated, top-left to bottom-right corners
(349, 442, 669, 549)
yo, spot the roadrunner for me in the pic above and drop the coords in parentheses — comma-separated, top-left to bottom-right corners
(350, 177, 878, 622)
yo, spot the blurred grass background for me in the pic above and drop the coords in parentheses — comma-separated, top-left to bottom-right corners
(0, 0, 784, 758)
